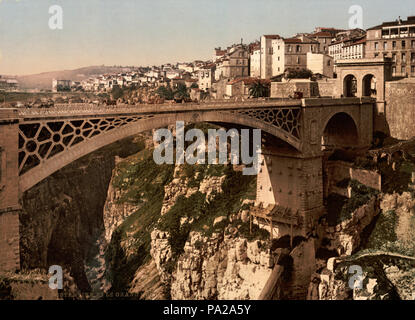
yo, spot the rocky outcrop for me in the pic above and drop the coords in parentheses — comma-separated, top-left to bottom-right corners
(322, 196, 380, 256)
(380, 192, 415, 244)
(20, 153, 115, 292)
(313, 191, 415, 300)
(103, 162, 140, 242)
(169, 232, 274, 300)
(150, 229, 173, 284)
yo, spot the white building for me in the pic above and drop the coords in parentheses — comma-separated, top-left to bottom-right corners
(259, 35, 320, 79)
(306, 52, 334, 78)
(250, 47, 261, 78)
(198, 66, 215, 91)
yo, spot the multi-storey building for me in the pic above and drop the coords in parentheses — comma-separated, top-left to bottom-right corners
(258, 35, 321, 79)
(366, 16, 415, 77)
(214, 44, 249, 80)
(328, 36, 366, 60)
(198, 65, 215, 91)
(249, 42, 261, 77)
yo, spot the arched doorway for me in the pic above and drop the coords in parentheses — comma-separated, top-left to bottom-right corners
(343, 75, 357, 97)
(321, 112, 359, 151)
(362, 74, 377, 98)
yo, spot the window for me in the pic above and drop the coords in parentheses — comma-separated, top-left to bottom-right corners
(412, 40, 415, 48)
(392, 53, 397, 62)
(412, 66, 415, 74)
(287, 45, 292, 52)
(392, 66, 396, 74)
(374, 42, 379, 50)
(402, 40, 406, 49)
(412, 52, 415, 63)
(327, 60, 331, 66)
(374, 53, 379, 57)
(278, 56, 280, 61)
(296, 45, 301, 52)
(392, 41, 396, 49)
(401, 66, 406, 74)
(297, 56, 300, 64)
(383, 42, 387, 50)
(402, 53, 406, 63)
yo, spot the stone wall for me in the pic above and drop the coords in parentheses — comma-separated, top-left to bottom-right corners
(316, 79, 336, 97)
(0, 209, 20, 272)
(324, 161, 381, 197)
(385, 80, 415, 140)
(282, 238, 316, 299)
(271, 81, 319, 98)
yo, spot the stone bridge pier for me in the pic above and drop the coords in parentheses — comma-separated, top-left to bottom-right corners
(255, 97, 374, 238)
(0, 109, 21, 272)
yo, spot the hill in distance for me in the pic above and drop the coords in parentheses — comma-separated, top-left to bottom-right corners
(15, 66, 135, 90)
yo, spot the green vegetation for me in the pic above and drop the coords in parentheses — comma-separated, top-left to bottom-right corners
(111, 85, 124, 100)
(248, 80, 270, 98)
(0, 278, 12, 300)
(285, 68, 313, 79)
(105, 148, 175, 293)
(326, 180, 379, 226)
(174, 83, 190, 100)
(156, 83, 190, 101)
(365, 210, 398, 250)
(379, 160, 415, 194)
(156, 86, 174, 100)
(158, 164, 259, 268)
(104, 122, 270, 292)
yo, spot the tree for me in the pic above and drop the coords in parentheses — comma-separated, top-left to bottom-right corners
(111, 85, 124, 100)
(156, 85, 174, 100)
(249, 80, 270, 98)
(174, 83, 190, 100)
(190, 83, 199, 89)
(285, 68, 313, 79)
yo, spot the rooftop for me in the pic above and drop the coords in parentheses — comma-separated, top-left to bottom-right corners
(368, 16, 415, 30)
(263, 34, 282, 40)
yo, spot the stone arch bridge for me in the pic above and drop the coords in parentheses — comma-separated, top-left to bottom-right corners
(0, 97, 374, 271)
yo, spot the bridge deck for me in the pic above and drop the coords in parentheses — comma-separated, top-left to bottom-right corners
(16, 99, 303, 119)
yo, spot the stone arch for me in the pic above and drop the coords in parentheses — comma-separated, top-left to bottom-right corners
(362, 74, 377, 98)
(321, 112, 359, 150)
(19, 110, 303, 192)
(343, 74, 358, 97)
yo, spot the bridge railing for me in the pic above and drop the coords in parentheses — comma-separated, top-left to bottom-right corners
(16, 98, 302, 117)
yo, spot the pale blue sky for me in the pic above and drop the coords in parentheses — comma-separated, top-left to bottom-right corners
(0, 0, 414, 75)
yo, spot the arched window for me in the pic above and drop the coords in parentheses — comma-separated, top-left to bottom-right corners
(343, 75, 357, 97)
(362, 74, 377, 97)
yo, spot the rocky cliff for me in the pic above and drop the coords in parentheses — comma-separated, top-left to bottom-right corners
(310, 191, 415, 300)
(19, 137, 144, 293)
(102, 139, 277, 299)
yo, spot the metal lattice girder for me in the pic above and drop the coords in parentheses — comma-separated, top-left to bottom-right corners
(18, 114, 154, 175)
(228, 107, 302, 139)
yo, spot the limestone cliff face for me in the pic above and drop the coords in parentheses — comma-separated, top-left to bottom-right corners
(322, 196, 381, 256)
(311, 192, 415, 300)
(102, 144, 275, 300)
(20, 154, 115, 292)
(151, 230, 273, 300)
(20, 138, 143, 294)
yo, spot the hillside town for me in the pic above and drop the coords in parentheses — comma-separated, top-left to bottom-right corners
(1, 15, 415, 107)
